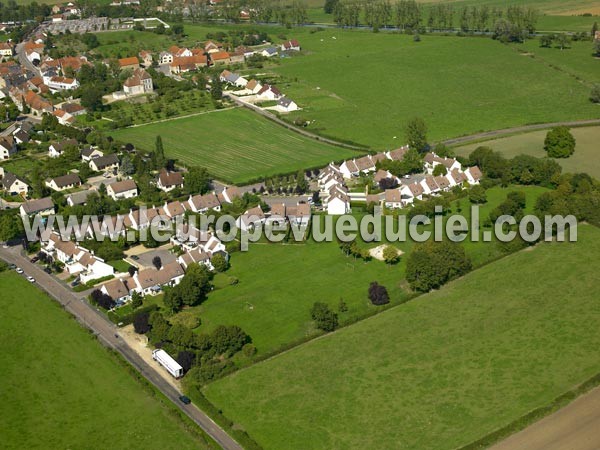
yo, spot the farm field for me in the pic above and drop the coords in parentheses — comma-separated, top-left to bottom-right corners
(204, 224, 600, 450)
(0, 272, 211, 450)
(267, 29, 600, 148)
(188, 185, 547, 355)
(110, 107, 362, 183)
(454, 126, 600, 179)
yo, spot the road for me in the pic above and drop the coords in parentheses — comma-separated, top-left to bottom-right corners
(441, 119, 600, 147)
(0, 245, 243, 450)
(15, 41, 40, 75)
(491, 385, 600, 450)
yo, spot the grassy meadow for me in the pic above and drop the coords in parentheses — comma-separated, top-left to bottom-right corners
(185, 185, 547, 355)
(454, 126, 600, 178)
(110, 107, 363, 183)
(203, 224, 600, 450)
(0, 272, 212, 450)
(265, 28, 599, 148)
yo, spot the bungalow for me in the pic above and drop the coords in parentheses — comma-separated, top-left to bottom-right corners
(118, 56, 139, 70)
(1, 171, 29, 196)
(130, 261, 185, 296)
(66, 190, 93, 206)
(48, 138, 78, 158)
(236, 205, 266, 231)
(160, 200, 186, 220)
(187, 192, 221, 213)
(354, 155, 376, 174)
(89, 153, 119, 173)
(277, 96, 298, 112)
(45, 173, 81, 192)
(0, 136, 16, 159)
(256, 84, 282, 101)
(447, 169, 467, 187)
(106, 179, 138, 200)
(260, 47, 278, 58)
(101, 277, 131, 304)
(281, 39, 301, 51)
(81, 146, 104, 162)
(157, 170, 183, 192)
(464, 166, 483, 185)
(20, 197, 54, 217)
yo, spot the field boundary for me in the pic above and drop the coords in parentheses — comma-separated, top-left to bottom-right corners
(443, 119, 600, 147)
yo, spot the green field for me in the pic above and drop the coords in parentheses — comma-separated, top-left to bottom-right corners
(454, 126, 600, 178)
(110, 108, 362, 183)
(204, 224, 600, 450)
(188, 185, 547, 355)
(0, 272, 210, 450)
(269, 29, 599, 148)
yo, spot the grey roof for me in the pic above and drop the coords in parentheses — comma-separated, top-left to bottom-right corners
(13, 129, 30, 143)
(278, 96, 294, 107)
(50, 173, 81, 188)
(91, 153, 119, 169)
(2, 172, 28, 190)
(81, 146, 102, 157)
(22, 197, 54, 214)
(66, 189, 93, 206)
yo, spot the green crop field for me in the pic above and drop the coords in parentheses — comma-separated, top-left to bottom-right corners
(185, 185, 547, 355)
(0, 272, 211, 450)
(268, 29, 600, 148)
(203, 224, 600, 450)
(110, 108, 363, 183)
(454, 126, 600, 179)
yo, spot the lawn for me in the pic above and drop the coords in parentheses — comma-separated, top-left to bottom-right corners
(268, 29, 599, 148)
(187, 185, 547, 355)
(110, 107, 363, 183)
(203, 224, 600, 450)
(454, 126, 600, 179)
(0, 272, 212, 450)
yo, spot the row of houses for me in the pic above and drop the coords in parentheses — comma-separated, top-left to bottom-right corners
(317, 164, 352, 215)
(236, 201, 311, 231)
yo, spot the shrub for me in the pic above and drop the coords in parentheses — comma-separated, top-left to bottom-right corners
(310, 302, 339, 332)
(368, 282, 390, 305)
(544, 126, 576, 158)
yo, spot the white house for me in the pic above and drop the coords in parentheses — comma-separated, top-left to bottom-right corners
(0, 136, 17, 160)
(464, 166, 483, 185)
(157, 170, 183, 192)
(326, 191, 350, 215)
(130, 261, 185, 296)
(45, 173, 82, 192)
(106, 179, 138, 200)
(260, 47, 278, 58)
(1, 171, 29, 196)
(186, 192, 221, 213)
(281, 39, 301, 51)
(81, 147, 104, 162)
(48, 139, 78, 158)
(339, 159, 359, 179)
(101, 277, 131, 304)
(424, 152, 462, 175)
(123, 68, 153, 96)
(45, 76, 79, 92)
(277, 97, 298, 112)
(20, 197, 54, 217)
(256, 84, 282, 101)
(236, 205, 266, 231)
(89, 154, 119, 173)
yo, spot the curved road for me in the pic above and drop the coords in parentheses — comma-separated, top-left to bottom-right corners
(0, 246, 242, 450)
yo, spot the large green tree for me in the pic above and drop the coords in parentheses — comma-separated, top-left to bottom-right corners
(405, 117, 428, 153)
(544, 126, 576, 158)
(185, 166, 211, 195)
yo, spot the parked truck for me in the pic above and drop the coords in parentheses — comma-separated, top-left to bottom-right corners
(152, 349, 183, 378)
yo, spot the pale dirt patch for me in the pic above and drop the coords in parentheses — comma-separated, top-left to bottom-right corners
(119, 324, 181, 390)
(369, 244, 404, 261)
(555, 6, 600, 15)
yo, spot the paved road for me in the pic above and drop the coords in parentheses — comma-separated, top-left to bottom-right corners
(441, 119, 600, 147)
(491, 385, 600, 450)
(0, 246, 242, 450)
(15, 41, 40, 75)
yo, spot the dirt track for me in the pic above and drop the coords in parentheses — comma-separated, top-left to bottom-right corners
(491, 385, 600, 450)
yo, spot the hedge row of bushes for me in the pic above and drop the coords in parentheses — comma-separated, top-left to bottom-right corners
(108, 303, 158, 325)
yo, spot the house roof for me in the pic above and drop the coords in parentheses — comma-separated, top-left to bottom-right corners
(81, 146, 103, 158)
(51, 138, 78, 152)
(118, 56, 139, 67)
(67, 189, 93, 205)
(109, 179, 137, 194)
(50, 173, 81, 188)
(374, 169, 392, 183)
(2, 172, 28, 190)
(287, 202, 310, 218)
(343, 159, 359, 173)
(388, 147, 408, 161)
(385, 189, 402, 203)
(189, 192, 220, 210)
(102, 277, 130, 300)
(158, 170, 183, 187)
(466, 166, 483, 181)
(210, 51, 230, 60)
(61, 102, 85, 114)
(91, 153, 119, 169)
(355, 155, 375, 171)
(278, 96, 294, 107)
(124, 68, 152, 87)
(22, 197, 54, 214)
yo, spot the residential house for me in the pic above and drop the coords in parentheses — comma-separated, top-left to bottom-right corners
(48, 138, 78, 158)
(236, 205, 266, 231)
(1, 171, 29, 196)
(66, 190, 93, 206)
(157, 170, 183, 192)
(0, 42, 14, 58)
(139, 50, 153, 67)
(386, 146, 409, 161)
(384, 188, 403, 209)
(277, 97, 298, 112)
(424, 152, 462, 174)
(45, 173, 82, 191)
(281, 39, 301, 51)
(160, 200, 186, 220)
(46, 76, 79, 91)
(61, 102, 86, 116)
(52, 109, 75, 125)
(12, 129, 30, 145)
(159, 51, 173, 65)
(81, 146, 104, 162)
(245, 79, 262, 94)
(130, 261, 185, 296)
(123, 68, 153, 95)
(464, 166, 483, 185)
(101, 277, 131, 304)
(118, 56, 139, 70)
(187, 192, 221, 213)
(89, 153, 119, 173)
(339, 159, 359, 179)
(210, 51, 230, 65)
(20, 197, 55, 217)
(354, 155, 376, 174)
(256, 84, 282, 101)
(260, 47, 278, 58)
(106, 179, 138, 200)
(0, 136, 16, 159)
(219, 186, 241, 203)
(326, 188, 351, 215)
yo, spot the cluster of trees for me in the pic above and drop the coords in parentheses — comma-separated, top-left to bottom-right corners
(90, 289, 117, 310)
(368, 282, 389, 305)
(539, 33, 572, 50)
(0, 100, 20, 123)
(206, 29, 271, 47)
(377, 149, 424, 178)
(406, 240, 472, 292)
(163, 263, 213, 312)
(544, 127, 576, 159)
(0, 213, 24, 243)
(468, 146, 562, 187)
(0, 1, 50, 23)
(339, 240, 372, 261)
(310, 302, 339, 332)
(468, 185, 487, 204)
(489, 191, 526, 224)
(134, 310, 250, 384)
(262, 170, 309, 195)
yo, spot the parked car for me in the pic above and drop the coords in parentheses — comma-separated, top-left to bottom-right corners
(16, 267, 24, 274)
(27, 276, 35, 283)
(71, 280, 80, 287)
(43, 267, 52, 274)
(179, 395, 191, 405)
(8, 264, 16, 270)
(30, 256, 39, 263)
(131, 255, 139, 261)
